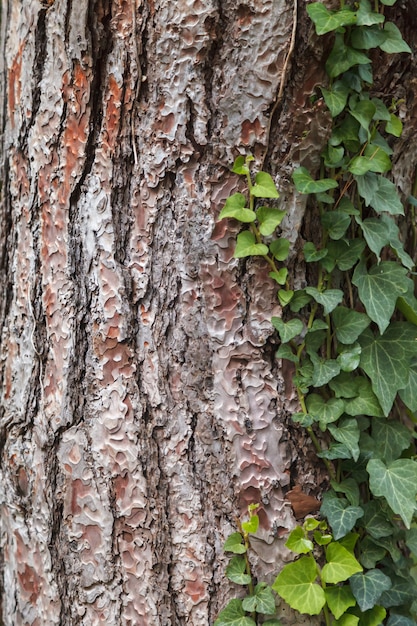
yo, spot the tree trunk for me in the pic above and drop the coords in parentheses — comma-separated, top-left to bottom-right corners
(0, 1, 416, 624)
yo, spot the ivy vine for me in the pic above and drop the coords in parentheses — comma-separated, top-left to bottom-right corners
(216, 1, 417, 625)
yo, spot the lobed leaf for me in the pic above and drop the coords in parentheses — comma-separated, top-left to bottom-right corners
(219, 193, 256, 223)
(349, 570, 392, 612)
(251, 171, 279, 198)
(321, 492, 363, 540)
(367, 458, 417, 528)
(293, 167, 338, 194)
(272, 556, 326, 615)
(325, 586, 357, 620)
(321, 542, 362, 584)
(271, 317, 303, 343)
(234, 231, 269, 258)
(307, 3, 357, 35)
(214, 599, 256, 626)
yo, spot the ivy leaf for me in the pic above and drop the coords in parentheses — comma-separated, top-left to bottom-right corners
(399, 359, 417, 411)
(352, 260, 409, 334)
(269, 238, 290, 261)
(323, 239, 366, 272)
(275, 344, 298, 363)
(372, 419, 411, 464)
(234, 231, 269, 258)
(321, 81, 350, 117)
(360, 501, 394, 540)
(272, 556, 326, 615)
(386, 113, 403, 137)
(293, 167, 338, 194)
(349, 100, 376, 136)
(278, 289, 294, 307)
(289, 290, 312, 312)
(355, 217, 391, 263)
(359, 536, 387, 569)
(256, 207, 286, 236)
(337, 342, 361, 372)
(306, 394, 345, 427)
(357, 606, 386, 626)
(380, 22, 412, 54)
(326, 34, 371, 78)
(307, 3, 357, 35)
(241, 511, 259, 534)
(379, 576, 416, 608)
(219, 193, 256, 223)
(344, 378, 384, 417)
(242, 583, 276, 615)
(269, 268, 288, 286)
(362, 144, 392, 173)
(226, 556, 252, 585)
(285, 526, 314, 555)
(329, 372, 361, 399)
(356, 0, 385, 26)
(334, 614, 360, 626)
(321, 211, 351, 240)
(305, 287, 344, 315)
(359, 323, 417, 415)
(350, 570, 392, 611)
(271, 317, 303, 343)
(325, 586, 357, 619)
(332, 307, 371, 344)
(251, 171, 279, 198)
(387, 616, 417, 626)
(231, 155, 253, 175)
(214, 599, 256, 626)
(321, 542, 362, 584)
(224, 532, 247, 554)
(351, 24, 387, 49)
(355, 172, 404, 215)
(310, 354, 342, 388)
(331, 479, 360, 507)
(321, 492, 364, 540)
(328, 418, 360, 462)
(367, 458, 417, 528)
(303, 242, 328, 262)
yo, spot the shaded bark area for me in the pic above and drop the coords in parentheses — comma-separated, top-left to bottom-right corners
(0, 0, 416, 625)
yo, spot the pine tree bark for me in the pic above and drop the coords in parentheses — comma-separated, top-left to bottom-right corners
(0, 1, 416, 625)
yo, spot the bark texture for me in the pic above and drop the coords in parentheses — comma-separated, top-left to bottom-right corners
(0, 0, 416, 625)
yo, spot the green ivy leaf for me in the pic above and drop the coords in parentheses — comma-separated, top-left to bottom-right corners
(359, 536, 387, 569)
(293, 167, 338, 194)
(350, 570, 392, 612)
(321, 492, 364, 540)
(379, 576, 416, 608)
(349, 100, 376, 136)
(326, 34, 371, 78)
(352, 260, 409, 334)
(241, 513, 259, 535)
(226, 556, 252, 585)
(372, 419, 411, 464)
(323, 239, 366, 272)
(224, 532, 247, 554)
(356, 0, 385, 26)
(387, 616, 417, 626)
(332, 307, 371, 344)
(234, 231, 269, 258)
(329, 372, 361, 399)
(399, 359, 417, 411)
(289, 290, 312, 312)
(355, 172, 404, 215)
(305, 287, 344, 315)
(272, 556, 326, 615)
(278, 289, 294, 307)
(351, 24, 387, 49)
(256, 207, 286, 236)
(321, 81, 350, 117)
(321, 542, 363, 584)
(285, 526, 314, 555)
(303, 242, 328, 262)
(357, 605, 386, 626)
(331, 479, 360, 507)
(306, 394, 345, 427)
(328, 418, 361, 462)
(310, 354, 342, 388)
(242, 583, 276, 615)
(325, 586, 357, 620)
(251, 171, 279, 198)
(275, 344, 299, 363)
(380, 22, 412, 54)
(343, 378, 384, 417)
(231, 155, 251, 175)
(219, 193, 256, 223)
(362, 144, 392, 173)
(355, 217, 391, 263)
(269, 268, 288, 286)
(360, 501, 394, 541)
(269, 238, 290, 261)
(307, 3, 357, 35)
(367, 458, 417, 528)
(334, 614, 360, 626)
(337, 342, 361, 372)
(321, 211, 351, 240)
(386, 113, 403, 137)
(271, 317, 303, 343)
(359, 323, 417, 415)
(214, 599, 256, 626)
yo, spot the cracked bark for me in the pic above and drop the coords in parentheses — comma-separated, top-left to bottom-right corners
(0, 0, 416, 625)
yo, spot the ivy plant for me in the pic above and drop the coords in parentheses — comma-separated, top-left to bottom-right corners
(217, 1, 417, 624)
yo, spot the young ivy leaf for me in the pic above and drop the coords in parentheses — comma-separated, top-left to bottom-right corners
(326, 34, 371, 78)
(256, 206, 286, 236)
(269, 268, 288, 286)
(293, 167, 338, 194)
(219, 193, 256, 223)
(321, 542, 363, 584)
(325, 586, 356, 620)
(272, 556, 326, 615)
(285, 526, 314, 555)
(223, 532, 247, 554)
(251, 171, 279, 198)
(234, 231, 269, 258)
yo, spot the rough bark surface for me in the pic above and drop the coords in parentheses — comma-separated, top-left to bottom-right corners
(0, 0, 416, 625)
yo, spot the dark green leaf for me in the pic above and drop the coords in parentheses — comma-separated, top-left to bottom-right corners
(356, 0, 385, 26)
(321, 492, 364, 540)
(355, 216, 391, 263)
(306, 394, 345, 426)
(226, 556, 252, 585)
(337, 342, 361, 372)
(310, 353, 342, 387)
(321, 211, 351, 240)
(350, 570, 392, 611)
(344, 378, 384, 417)
(224, 532, 246, 554)
(399, 359, 417, 411)
(331, 479, 360, 507)
(355, 172, 404, 215)
(242, 583, 276, 615)
(305, 287, 344, 315)
(387, 615, 417, 626)
(303, 242, 328, 262)
(326, 34, 371, 78)
(360, 501, 394, 539)
(380, 576, 416, 608)
(293, 167, 338, 194)
(349, 99, 376, 135)
(332, 307, 371, 344)
(269, 238, 290, 261)
(275, 344, 298, 363)
(323, 239, 365, 272)
(328, 418, 360, 461)
(380, 22, 412, 54)
(289, 290, 312, 312)
(367, 458, 417, 527)
(359, 536, 387, 569)
(321, 81, 350, 117)
(307, 3, 357, 35)
(372, 419, 411, 464)
(214, 599, 256, 626)
(359, 323, 417, 415)
(351, 24, 387, 49)
(352, 260, 409, 333)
